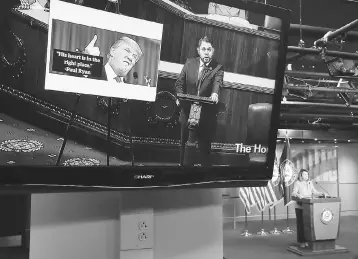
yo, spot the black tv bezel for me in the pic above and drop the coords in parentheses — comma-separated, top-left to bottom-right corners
(0, 0, 290, 190)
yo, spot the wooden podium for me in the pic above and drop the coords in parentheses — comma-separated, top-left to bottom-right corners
(288, 197, 349, 256)
(177, 93, 215, 166)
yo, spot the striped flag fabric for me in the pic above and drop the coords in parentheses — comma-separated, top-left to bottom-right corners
(266, 180, 283, 209)
(238, 155, 283, 213)
(250, 186, 268, 212)
(238, 183, 282, 213)
(239, 187, 256, 214)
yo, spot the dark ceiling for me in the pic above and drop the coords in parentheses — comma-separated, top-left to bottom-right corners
(271, 0, 358, 138)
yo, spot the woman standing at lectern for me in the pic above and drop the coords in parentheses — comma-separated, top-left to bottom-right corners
(292, 169, 325, 248)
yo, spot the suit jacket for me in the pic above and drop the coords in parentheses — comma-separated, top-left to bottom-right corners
(175, 57, 223, 97)
(175, 57, 224, 125)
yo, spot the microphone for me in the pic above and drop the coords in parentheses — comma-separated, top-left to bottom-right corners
(314, 181, 331, 198)
(133, 72, 138, 85)
(144, 75, 152, 87)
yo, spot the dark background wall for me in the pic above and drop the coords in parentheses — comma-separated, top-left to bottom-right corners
(267, 0, 358, 30)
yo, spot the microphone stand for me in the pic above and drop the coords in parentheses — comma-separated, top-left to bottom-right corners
(315, 181, 331, 197)
(128, 73, 139, 167)
(128, 101, 134, 167)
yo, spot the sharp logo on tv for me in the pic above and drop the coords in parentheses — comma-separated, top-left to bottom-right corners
(134, 174, 155, 180)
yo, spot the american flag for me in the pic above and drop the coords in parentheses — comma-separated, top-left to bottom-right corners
(239, 187, 256, 214)
(239, 156, 283, 213)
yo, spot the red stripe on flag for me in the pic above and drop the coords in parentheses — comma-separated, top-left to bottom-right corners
(239, 187, 255, 214)
(252, 187, 266, 212)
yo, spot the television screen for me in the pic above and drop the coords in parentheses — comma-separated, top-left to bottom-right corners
(0, 0, 290, 189)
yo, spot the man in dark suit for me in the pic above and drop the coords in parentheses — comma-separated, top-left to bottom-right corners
(175, 36, 224, 166)
(84, 35, 143, 83)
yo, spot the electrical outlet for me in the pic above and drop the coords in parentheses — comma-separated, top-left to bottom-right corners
(138, 232, 148, 241)
(138, 221, 148, 231)
(120, 209, 154, 250)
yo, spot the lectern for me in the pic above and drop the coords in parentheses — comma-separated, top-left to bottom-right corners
(288, 197, 349, 256)
(177, 93, 215, 166)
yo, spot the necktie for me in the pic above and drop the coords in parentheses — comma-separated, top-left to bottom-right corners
(198, 64, 204, 81)
(115, 76, 123, 83)
(197, 65, 206, 95)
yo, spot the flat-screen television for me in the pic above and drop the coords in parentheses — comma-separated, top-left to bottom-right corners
(0, 0, 290, 190)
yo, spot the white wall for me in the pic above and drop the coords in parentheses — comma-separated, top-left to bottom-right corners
(121, 189, 223, 259)
(30, 192, 121, 259)
(337, 144, 358, 216)
(30, 189, 223, 259)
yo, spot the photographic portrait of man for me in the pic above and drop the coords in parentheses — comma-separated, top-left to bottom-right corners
(45, 2, 162, 101)
(175, 36, 224, 166)
(84, 35, 143, 83)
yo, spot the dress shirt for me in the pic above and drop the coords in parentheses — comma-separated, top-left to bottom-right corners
(105, 63, 124, 83)
(198, 59, 213, 80)
(292, 180, 321, 209)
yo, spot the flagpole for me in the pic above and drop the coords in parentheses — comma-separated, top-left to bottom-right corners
(268, 206, 272, 233)
(270, 206, 282, 235)
(257, 211, 269, 236)
(233, 197, 237, 230)
(241, 209, 252, 237)
(282, 206, 295, 234)
(280, 136, 295, 234)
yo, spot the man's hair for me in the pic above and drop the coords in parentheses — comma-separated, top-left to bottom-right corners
(107, 36, 143, 61)
(197, 36, 214, 49)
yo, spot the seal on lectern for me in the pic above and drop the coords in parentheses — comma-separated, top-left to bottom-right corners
(320, 208, 334, 224)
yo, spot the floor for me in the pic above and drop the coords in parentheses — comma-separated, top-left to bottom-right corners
(0, 248, 28, 259)
(223, 216, 358, 259)
(1, 216, 356, 259)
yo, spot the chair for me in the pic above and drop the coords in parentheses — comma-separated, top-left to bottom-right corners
(246, 103, 272, 164)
